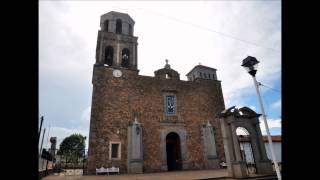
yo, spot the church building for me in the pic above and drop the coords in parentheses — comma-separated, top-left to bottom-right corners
(87, 11, 226, 174)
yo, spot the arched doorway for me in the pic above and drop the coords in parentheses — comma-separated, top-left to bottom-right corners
(236, 127, 256, 175)
(166, 132, 182, 171)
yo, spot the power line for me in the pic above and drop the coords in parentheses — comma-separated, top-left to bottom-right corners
(258, 82, 281, 93)
(113, 6, 280, 53)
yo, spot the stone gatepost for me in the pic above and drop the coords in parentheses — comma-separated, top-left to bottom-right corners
(201, 121, 220, 169)
(127, 118, 143, 173)
(219, 106, 274, 178)
(50, 137, 57, 160)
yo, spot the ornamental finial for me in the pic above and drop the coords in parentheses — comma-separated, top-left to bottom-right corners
(165, 59, 171, 69)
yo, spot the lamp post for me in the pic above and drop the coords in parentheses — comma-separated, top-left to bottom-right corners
(241, 56, 281, 180)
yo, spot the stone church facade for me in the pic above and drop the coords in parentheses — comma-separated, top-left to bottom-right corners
(87, 11, 226, 174)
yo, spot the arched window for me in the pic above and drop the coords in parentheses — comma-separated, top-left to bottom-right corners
(104, 20, 109, 32)
(121, 48, 130, 68)
(105, 46, 113, 66)
(116, 19, 122, 34)
(129, 24, 132, 35)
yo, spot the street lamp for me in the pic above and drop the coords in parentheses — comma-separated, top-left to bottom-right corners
(241, 56, 281, 180)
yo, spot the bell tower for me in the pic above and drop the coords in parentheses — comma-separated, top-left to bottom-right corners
(95, 11, 138, 70)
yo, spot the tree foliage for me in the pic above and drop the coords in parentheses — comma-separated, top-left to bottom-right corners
(57, 133, 86, 163)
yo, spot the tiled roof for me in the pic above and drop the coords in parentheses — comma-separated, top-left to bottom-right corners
(238, 135, 281, 142)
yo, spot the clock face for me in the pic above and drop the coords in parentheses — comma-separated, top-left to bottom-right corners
(113, 69, 122, 77)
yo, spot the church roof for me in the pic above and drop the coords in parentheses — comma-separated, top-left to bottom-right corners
(101, 11, 135, 24)
(186, 65, 217, 76)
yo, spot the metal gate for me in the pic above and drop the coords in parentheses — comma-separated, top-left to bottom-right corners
(239, 138, 257, 175)
(53, 148, 88, 176)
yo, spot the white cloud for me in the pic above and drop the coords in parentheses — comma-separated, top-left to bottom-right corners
(271, 99, 281, 110)
(235, 118, 281, 136)
(39, 106, 91, 151)
(236, 127, 250, 136)
(259, 118, 281, 135)
(80, 106, 91, 129)
(40, 126, 89, 151)
(249, 106, 257, 111)
(39, 1, 281, 94)
(39, 1, 281, 143)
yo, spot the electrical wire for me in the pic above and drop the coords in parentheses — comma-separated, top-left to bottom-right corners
(259, 82, 281, 93)
(113, 6, 280, 53)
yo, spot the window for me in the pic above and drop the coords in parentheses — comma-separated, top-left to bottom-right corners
(116, 19, 122, 34)
(109, 142, 121, 160)
(104, 20, 109, 32)
(105, 46, 113, 66)
(208, 74, 211, 79)
(199, 72, 202, 78)
(165, 95, 176, 115)
(212, 74, 215, 80)
(111, 144, 119, 158)
(204, 73, 207, 79)
(129, 24, 132, 35)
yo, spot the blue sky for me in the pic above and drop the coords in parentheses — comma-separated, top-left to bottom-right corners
(39, 1, 281, 149)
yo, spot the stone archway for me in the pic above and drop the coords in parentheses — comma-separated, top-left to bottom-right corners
(160, 127, 188, 171)
(236, 127, 257, 174)
(219, 106, 274, 178)
(166, 132, 182, 171)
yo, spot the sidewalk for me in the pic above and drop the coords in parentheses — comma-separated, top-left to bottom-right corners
(42, 169, 277, 180)
(42, 169, 229, 180)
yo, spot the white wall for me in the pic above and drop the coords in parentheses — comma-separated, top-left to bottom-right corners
(264, 142, 281, 163)
(240, 141, 281, 163)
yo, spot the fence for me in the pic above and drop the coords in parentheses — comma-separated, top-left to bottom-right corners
(39, 148, 88, 178)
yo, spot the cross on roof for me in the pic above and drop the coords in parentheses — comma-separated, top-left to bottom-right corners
(165, 59, 171, 69)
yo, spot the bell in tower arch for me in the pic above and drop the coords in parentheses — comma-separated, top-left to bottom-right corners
(121, 48, 130, 68)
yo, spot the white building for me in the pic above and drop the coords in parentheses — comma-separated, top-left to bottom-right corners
(238, 135, 281, 164)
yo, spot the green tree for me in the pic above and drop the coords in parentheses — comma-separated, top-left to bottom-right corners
(57, 133, 86, 164)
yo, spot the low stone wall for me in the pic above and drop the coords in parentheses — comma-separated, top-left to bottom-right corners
(39, 169, 53, 179)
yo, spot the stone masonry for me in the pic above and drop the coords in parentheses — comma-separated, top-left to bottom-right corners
(88, 66, 226, 173)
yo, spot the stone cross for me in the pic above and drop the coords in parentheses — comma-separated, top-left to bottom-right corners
(165, 59, 170, 69)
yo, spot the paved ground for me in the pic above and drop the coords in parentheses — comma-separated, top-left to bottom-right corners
(41, 169, 276, 180)
(42, 169, 229, 180)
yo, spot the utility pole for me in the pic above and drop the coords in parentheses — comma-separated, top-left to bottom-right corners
(40, 128, 46, 170)
(39, 116, 44, 145)
(40, 128, 46, 155)
(241, 56, 281, 180)
(253, 77, 281, 179)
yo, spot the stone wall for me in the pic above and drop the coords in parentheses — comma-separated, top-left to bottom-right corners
(87, 66, 226, 174)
